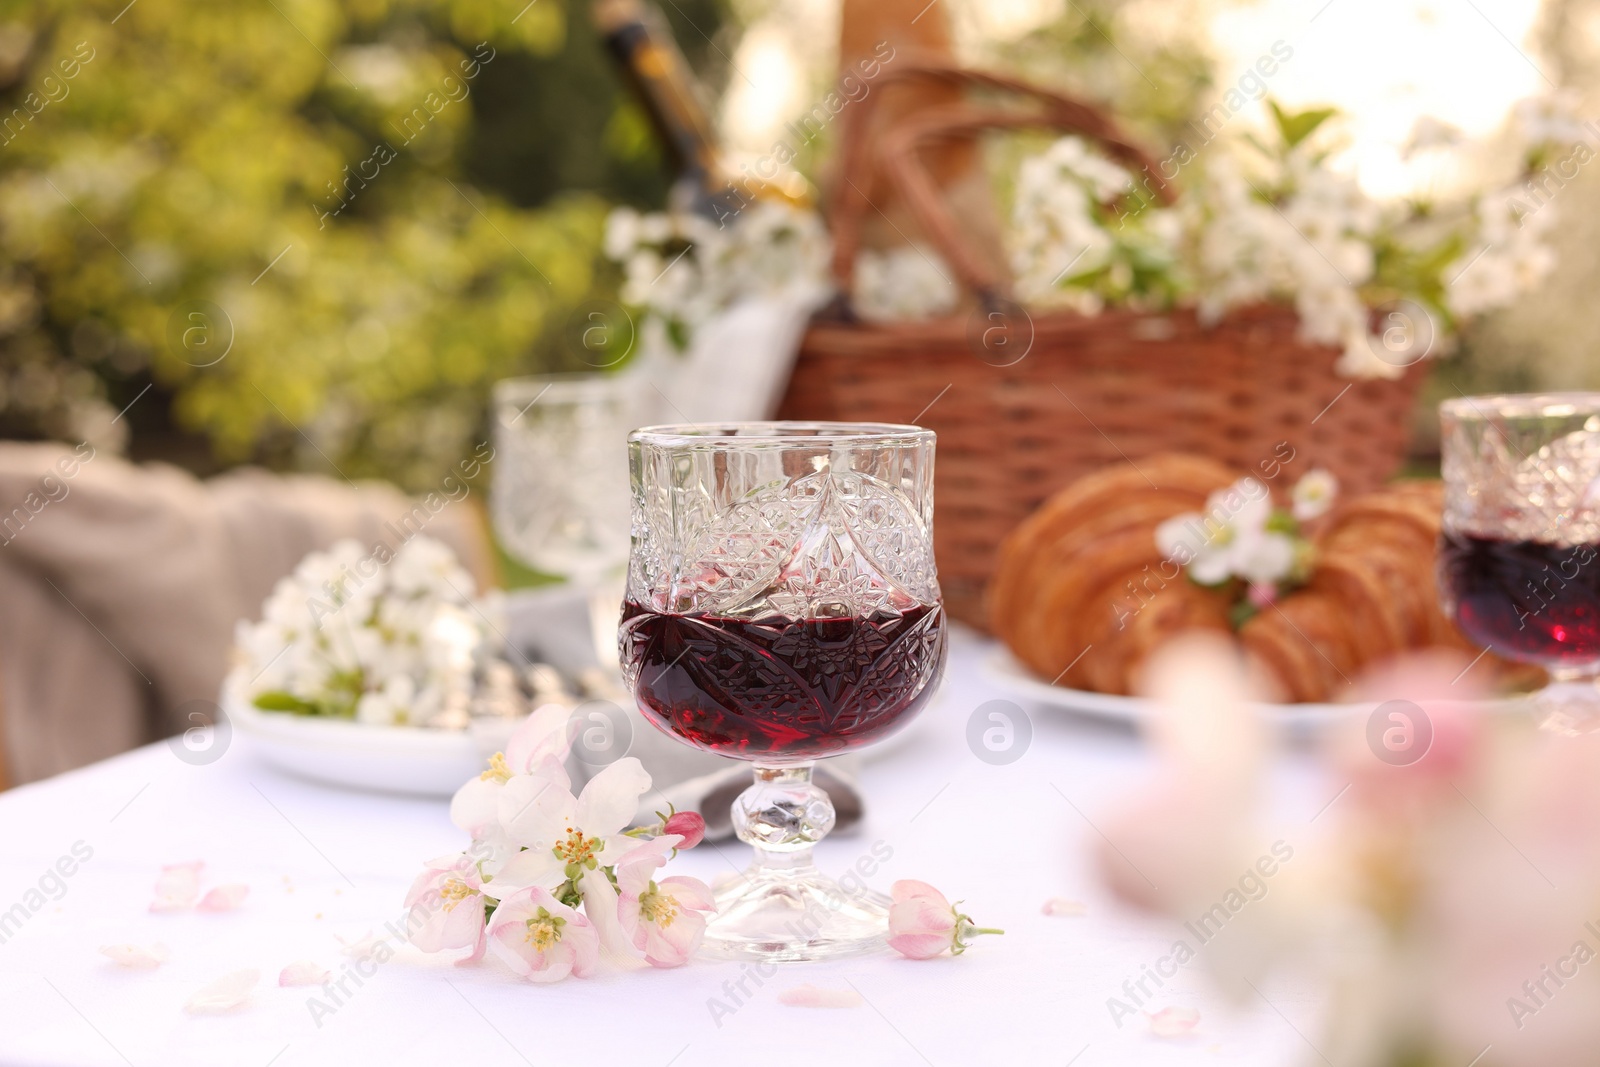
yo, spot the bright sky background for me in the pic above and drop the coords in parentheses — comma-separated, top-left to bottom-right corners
(719, 0, 1555, 199)
(1210, 0, 1548, 196)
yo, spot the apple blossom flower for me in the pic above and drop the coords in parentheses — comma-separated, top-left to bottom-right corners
(886, 880, 1002, 960)
(491, 756, 651, 896)
(486, 887, 599, 983)
(1291, 469, 1338, 521)
(403, 852, 491, 963)
(449, 702, 574, 842)
(614, 836, 716, 967)
(1155, 479, 1294, 587)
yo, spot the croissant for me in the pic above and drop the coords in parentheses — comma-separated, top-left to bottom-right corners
(989, 454, 1238, 693)
(991, 462, 1530, 702)
(1237, 481, 1516, 702)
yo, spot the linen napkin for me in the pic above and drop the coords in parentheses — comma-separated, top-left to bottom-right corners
(0, 443, 491, 786)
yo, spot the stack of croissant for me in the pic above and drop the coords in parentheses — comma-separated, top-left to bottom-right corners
(989, 454, 1524, 703)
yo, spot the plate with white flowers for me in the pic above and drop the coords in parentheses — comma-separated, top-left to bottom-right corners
(223, 536, 530, 796)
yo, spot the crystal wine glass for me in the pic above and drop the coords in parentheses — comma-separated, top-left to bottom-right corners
(619, 422, 947, 961)
(1438, 393, 1600, 733)
(492, 373, 644, 673)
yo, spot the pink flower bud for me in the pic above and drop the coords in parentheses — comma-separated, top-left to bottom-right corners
(662, 810, 706, 850)
(886, 880, 1003, 959)
(1247, 581, 1278, 609)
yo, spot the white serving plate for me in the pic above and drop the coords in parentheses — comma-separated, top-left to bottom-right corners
(980, 647, 1521, 737)
(226, 690, 488, 797)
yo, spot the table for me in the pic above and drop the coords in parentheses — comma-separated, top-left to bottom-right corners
(0, 628, 1334, 1067)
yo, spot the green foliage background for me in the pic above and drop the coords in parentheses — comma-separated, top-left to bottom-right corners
(0, 0, 729, 487)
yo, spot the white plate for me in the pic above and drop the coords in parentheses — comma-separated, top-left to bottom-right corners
(226, 689, 487, 797)
(222, 584, 585, 798)
(980, 648, 1520, 736)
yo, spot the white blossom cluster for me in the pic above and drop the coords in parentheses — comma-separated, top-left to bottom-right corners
(1182, 150, 1389, 378)
(1010, 136, 1182, 315)
(230, 536, 493, 727)
(1008, 94, 1576, 380)
(603, 94, 1575, 377)
(1442, 191, 1557, 320)
(852, 244, 959, 322)
(604, 201, 832, 349)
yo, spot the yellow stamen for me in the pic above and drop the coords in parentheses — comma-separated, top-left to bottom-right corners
(479, 752, 511, 783)
(524, 907, 565, 952)
(552, 826, 600, 866)
(639, 885, 680, 929)
(438, 878, 475, 912)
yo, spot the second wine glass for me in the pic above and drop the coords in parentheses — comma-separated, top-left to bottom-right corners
(1438, 393, 1600, 733)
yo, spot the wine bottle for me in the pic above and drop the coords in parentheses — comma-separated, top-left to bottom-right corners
(594, 0, 806, 222)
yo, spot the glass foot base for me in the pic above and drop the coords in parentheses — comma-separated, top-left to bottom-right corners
(699, 863, 890, 963)
(1536, 678, 1600, 736)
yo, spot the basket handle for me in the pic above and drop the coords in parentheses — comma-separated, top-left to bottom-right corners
(827, 62, 1173, 301)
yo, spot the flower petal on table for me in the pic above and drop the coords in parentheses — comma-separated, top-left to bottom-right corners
(198, 884, 250, 912)
(337, 931, 382, 960)
(279, 961, 331, 987)
(100, 943, 167, 969)
(1041, 898, 1087, 917)
(779, 984, 862, 1009)
(1147, 1006, 1201, 1038)
(150, 862, 203, 912)
(184, 969, 258, 1014)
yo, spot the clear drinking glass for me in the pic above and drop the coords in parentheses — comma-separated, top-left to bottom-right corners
(619, 422, 947, 960)
(1438, 393, 1600, 733)
(492, 374, 643, 670)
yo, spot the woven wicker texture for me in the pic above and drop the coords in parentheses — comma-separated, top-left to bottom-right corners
(775, 63, 1423, 627)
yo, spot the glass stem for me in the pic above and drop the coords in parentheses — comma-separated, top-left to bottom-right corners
(1536, 668, 1600, 736)
(731, 762, 836, 870)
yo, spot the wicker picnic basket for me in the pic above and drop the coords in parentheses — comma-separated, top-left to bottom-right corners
(774, 64, 1425, 627)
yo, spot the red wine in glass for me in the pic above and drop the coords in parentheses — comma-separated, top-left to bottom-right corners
(1438, 530, 1600, 666)
(619, 601, 946, 760)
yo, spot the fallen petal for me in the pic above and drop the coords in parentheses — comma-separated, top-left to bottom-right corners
(278, 960, 331, 987)
(1041, 898, 1087, 917)
(184, 969, 259, 1014)
(198, 885, 250, 912)
(337, 931, 382, 960)
(1148, 1006, 1201, 1038)
(100, 943, 167, 969)
(151, 862, 203, 913)
(778, 984, 863, 1009)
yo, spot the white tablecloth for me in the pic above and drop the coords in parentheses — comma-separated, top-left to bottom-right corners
(0, 629, 1334, 1067)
